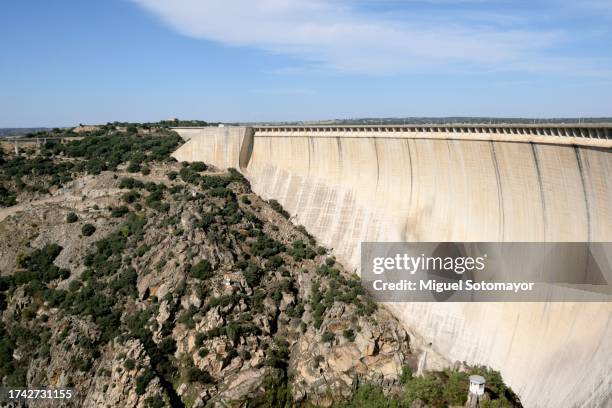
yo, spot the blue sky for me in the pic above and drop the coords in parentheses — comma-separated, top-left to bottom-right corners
(1, 0, 611, 127)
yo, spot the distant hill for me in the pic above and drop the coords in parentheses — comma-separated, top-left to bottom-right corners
(0, 128, 52, 137)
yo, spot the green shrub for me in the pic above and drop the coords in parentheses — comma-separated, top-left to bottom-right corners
(190, 162, 207, 172)
(268, 199, 289, 219)
(158, 337, 176, 355)
(400, 366, 413, 384)
(81, 223, 96, 237)
(122, 190, 140, 203)
(265, 340, 290, 369)
(243, 263, 264, 287)
(287, 240, 316, 261)
(286, 302, 304, 319)
(322, 331, 335, 343)
(403, 375, 445, 406)
(227, 168, 251, 190)
(0, 185, 16, 207)
(145, 395, 165, 408)
(127, 162, 141, 173)
(246, 375, 291, 407)
(209, 187, 233, 198)
(266, 255, 284, 269)
(186, 367, 213, 383)
(14, 244, 69, 286)
(179, 167, 200, 184)
(119, 177, 144, 189)
(343, 329, 356, 342)
(444, 371, 469, 405)
(66, 212, 78, 223)
(356, 300, 377, 317)
(111, 206, 129, 218)
(189, 260, 214, 280)
(250, 235, 285, 259)
(135, 371, 155, 395)
(68, 280, 81, 292)
(336, 383, 402, 408)
(72, 356, 93, 372)
(200, 175, 230, 190)
(177, 308, 196, 329)
(124, 359, 136, 370)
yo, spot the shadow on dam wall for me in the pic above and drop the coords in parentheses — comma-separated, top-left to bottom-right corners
(172, 125, 612, 408)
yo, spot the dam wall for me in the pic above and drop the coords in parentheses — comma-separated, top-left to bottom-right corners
(172, 124, 612, 407)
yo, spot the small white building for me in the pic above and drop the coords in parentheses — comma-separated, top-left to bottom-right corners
(469, 375, 486, 396)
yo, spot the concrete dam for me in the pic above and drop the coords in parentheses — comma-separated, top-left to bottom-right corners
(172, 124, 612, 407)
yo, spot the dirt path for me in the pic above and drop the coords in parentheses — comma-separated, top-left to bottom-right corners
(0, 195, 78, 223)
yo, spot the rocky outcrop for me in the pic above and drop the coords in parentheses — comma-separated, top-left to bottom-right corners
(0, 162, 443, 407)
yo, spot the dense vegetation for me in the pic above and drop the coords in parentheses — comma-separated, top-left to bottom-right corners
(0, 125, 181, 206)
(0, 124, 183, 390)
(335, 366, 520, 408)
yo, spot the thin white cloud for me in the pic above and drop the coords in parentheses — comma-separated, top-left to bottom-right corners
(132, 0, 609, 75)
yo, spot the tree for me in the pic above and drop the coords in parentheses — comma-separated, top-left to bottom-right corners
(190, 162, 207, 172)
(122, 190, 140, 204)
(66, 212, 78, 223)
(81, 224, 96, 237)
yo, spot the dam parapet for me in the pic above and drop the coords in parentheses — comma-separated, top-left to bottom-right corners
(172, 124, 612, 408)
(252, 123, 612, 146)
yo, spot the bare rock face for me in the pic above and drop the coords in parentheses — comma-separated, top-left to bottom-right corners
(279, 292, 295, 312)
(354, 328, 377, 357)
(213, 367, 276, 405)
(180, 211, 199, 232)
(291, 307, 412, 405)
(83, 340, 168, 408)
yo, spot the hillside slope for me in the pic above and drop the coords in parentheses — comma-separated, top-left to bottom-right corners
(0, 128, 519, 407)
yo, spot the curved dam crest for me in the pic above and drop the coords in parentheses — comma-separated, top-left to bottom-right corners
(172, 125, 612, 408)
